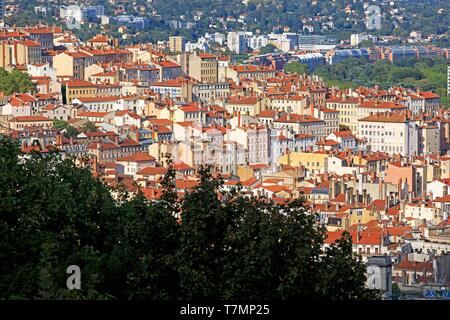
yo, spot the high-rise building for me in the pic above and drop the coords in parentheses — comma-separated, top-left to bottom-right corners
(227, 32, 249, 54)
(169, 36, 186, 53)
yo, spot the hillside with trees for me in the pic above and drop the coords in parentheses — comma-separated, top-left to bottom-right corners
(6, 0, 450, 42)
(314, 57, 450, 108)
(0, 137, 379, 300)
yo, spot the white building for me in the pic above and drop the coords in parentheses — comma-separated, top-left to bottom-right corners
(227, 31, 251, 54)
(426, 180, 450, 200)
(226, 124, 270, 165)
(246, 35, 269, 50)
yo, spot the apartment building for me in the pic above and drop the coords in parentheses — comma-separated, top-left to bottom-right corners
(358, 111, 419, 156)
(188, 52, 218, 83)
(169, 36, 186, 53)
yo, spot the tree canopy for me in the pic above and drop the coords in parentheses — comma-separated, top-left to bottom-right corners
(0, 137, 379, 300)
(53, 120, 80, 138)
(0, 69, 34, 95)
(314, 57, 450, 108)
(259, 43, 277, 55)
(284, 61, 308, 75)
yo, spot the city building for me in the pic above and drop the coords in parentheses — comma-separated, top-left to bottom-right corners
(188, 52, 218, 83)
(169, 36, 186, 53)
(358, 111, 419, 156)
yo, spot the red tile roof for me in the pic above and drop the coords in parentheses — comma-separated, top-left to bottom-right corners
(116, 153, 156, 162)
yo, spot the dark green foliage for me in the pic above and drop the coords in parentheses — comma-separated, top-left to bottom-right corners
(53, 120, 80, 138)
(0, 137, 379, 300)
(259, 44, 277, 55)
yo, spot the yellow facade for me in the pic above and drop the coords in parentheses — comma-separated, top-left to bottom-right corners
(0, 41, 41, 69)
(349, 207, 377, 226)
(326, 100, 359, 132)
(169, 36, 186, 53)
(53, 52, 92, 79)
(65, 81, 98, 104)
(277, 152, 329, 174)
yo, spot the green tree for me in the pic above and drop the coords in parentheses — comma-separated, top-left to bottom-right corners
(0, 69, 34, 95)
(82, 121, 97, 133)
(259, 43, 277, 54)
(0, 138, 380, 300)
(0, 137, 119, 299)
(52, 120, 80, 138)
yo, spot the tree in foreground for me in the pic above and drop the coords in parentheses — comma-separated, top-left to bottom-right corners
(0, 137, 379, 300)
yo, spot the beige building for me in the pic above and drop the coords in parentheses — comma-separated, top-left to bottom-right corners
(326, 96, 360, 132)
(188, 52, 218, 83)
(9, 115, 53, 130)
(0, 40, 42, 69)
(225, 96, 265, 117)
(53, 51, 93, 80)
(266, 95, 308, 114)
(169, 36, 186, 53)
(420, 124, 440, 155)
(226, 65, 276, 84)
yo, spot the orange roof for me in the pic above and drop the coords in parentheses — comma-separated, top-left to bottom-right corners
(12, 116, 51, 122)
(173, 162, 192, 171)
(197, 53, 217, 59)
(77, 111, 108, 118)
(175, 179, 199, 189)
(359, 111, 411, 123)
(262, 185, 290, 193)
(242, 177, 258, 187)
(358, 100, 406, 110)
(136, 166, 168, 175)
(257, 110, 279, 118)
(324, 231, 344, 244)
(88, 35, 109, 43)
(395, 258, 433, 272)
(179, 105, 201, 113)
(67, 80, 96, 87)
(232, 65, 275, 73)
(332, 131, 355, 138)
(66, 51, 91, 58)
(419, 91, 440, 99)
(158, 61, 181, 68)
(116, 153, 156, 162)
